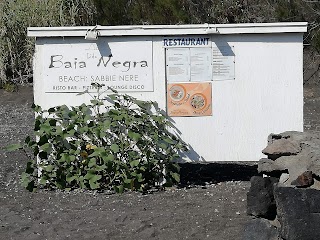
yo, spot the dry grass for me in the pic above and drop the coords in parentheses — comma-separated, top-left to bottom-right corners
(0, 0, 96, 87)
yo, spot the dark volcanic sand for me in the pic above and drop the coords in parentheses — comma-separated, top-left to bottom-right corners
(0, 85, 317, 240)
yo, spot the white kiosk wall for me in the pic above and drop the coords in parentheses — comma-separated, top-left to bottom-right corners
(28, 23, 307, 162)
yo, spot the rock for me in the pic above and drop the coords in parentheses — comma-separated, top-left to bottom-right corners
(262, 138, 301, 160)
(307, 153, 320, 178)
(279, 173, 290, 184)
(269, 216, 281, 229)
(310, 178, 320, 190)
(267, 131, 310, 145)
(291, 171, 314, 187)
(300, 138, 320, 152)
(274, 185, 320, 240)
(242, 218, 280, 240)
(258, 158, 275, 173)
(306, 188, 320, 212)
(258, 158, 286, 174)
(262, 131, 320, 177)
(247, 176, 278, 219)
(275, 153, 309, 186)
(250, 132, 320, 240)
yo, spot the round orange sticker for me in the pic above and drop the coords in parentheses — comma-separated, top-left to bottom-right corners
(190, 93, 206, 110)
(169, 85, 186, 102)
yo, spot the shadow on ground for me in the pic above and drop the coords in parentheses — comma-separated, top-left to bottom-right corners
(179, 162, 258, 186)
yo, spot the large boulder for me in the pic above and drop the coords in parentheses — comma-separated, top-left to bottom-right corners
(263, 132, 320, 179)
(247, 176, 278, 219)
(248, 132, 320, 240)
(258, 158, 286, 176)
(274, 185, 320, 240)
(242, 218, 279, 240)
(267, 131, 311, 145)
(262, 138, 301, 160)
(307, 150, 320, 178)
(274, 153, 309, 186)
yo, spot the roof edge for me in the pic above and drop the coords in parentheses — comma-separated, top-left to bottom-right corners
(28, 22, 308, 37)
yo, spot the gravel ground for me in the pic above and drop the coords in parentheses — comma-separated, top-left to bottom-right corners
(0, 84, 318, 240)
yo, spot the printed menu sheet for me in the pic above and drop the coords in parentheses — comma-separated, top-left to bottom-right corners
(212, 46, 235, 81)
(166, 48, 212, 82)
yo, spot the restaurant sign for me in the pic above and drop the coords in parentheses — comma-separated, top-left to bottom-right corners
(42, 38, 153, 93)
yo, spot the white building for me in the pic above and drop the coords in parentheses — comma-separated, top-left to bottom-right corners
(28, 22, 307, 162)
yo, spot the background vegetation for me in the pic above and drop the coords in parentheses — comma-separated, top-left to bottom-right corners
(0, 0, 96, 89)
(1, 0, 320, 88)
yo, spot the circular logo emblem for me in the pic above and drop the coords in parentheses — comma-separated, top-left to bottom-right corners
(169, 85, 186, 101)
(190, 94, 206, 110)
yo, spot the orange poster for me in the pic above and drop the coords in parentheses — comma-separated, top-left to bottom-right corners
(167, 82, 212, 117)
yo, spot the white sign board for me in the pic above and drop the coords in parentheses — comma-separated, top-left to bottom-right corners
(42, 38, 153, 92)
(166, 47, 212, 82)
(212, 46, 235, 81)
(164, 36, 236, 82)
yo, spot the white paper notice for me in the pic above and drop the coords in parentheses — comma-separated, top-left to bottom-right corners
(212, 46, 235, 81)
(190, 48, 212, 82)
(166, 48, 190, 82)
(166, 48, 213, 82)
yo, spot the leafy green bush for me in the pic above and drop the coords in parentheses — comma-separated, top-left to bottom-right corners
(16, 85, 187, 193)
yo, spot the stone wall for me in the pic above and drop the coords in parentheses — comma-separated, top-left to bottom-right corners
(244, 131, 320, 240)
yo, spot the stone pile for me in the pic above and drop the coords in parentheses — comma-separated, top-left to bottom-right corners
(244, 131, 320, 240)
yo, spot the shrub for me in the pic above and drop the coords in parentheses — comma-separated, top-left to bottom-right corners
(15, 85, 187, 193)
